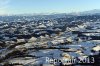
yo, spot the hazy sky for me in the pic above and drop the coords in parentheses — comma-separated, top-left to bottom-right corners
(0, 0, 100, 15)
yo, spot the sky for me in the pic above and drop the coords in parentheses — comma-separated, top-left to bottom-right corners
(0, 0, 100, 15)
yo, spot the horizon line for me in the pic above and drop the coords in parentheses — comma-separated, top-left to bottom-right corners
(0, 9, 100, 16)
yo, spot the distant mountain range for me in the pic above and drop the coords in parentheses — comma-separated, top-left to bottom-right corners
(82, 9, 100, 14)
(1, 9, 100, 16)
(14, 9, 100, 16)
(69, 9, 100, 16)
